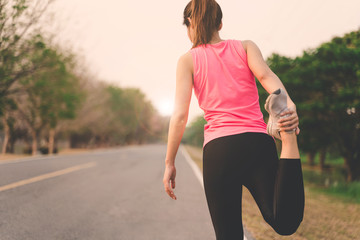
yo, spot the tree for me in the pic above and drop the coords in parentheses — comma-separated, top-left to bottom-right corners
(182, 115, 206, 147)
(65, 81, 166, 148)
(312, 33, 360, 181)
(105, 86, 159, 145)
(266, 29, 360, 181)
(0, 0, 55, 153)
(16, 37, 83, 155)
(0, 97, 16, 154)
(265, 51, 332, 166)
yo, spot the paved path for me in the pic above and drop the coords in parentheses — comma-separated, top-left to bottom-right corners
(0, 144, 216, 240)
(181, 146, 253, 240)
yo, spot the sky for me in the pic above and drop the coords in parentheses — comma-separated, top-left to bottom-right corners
(49, 0, 360, 123)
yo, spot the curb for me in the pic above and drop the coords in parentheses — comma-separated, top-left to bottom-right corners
(180, 145, 204, 189)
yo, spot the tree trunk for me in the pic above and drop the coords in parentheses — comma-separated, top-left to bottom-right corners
(307, 152, 316, 166)
(344, 157, 353, 182)
(344, 156, 360, 182)
(319, 148, 326, 171)
(2, 111, 9, 155)
(8, 138, 15, 153)
(48, 128, 55, 155)
(31, 129, 37, 156)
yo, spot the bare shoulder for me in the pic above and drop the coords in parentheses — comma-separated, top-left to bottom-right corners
(241, 40, 259, 54)
(177, 51, 193, 72)
(178, 51, 193, 64)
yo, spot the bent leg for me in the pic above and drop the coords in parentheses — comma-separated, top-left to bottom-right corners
(244, 134, 304, 236)
(272, 158, 305, 235)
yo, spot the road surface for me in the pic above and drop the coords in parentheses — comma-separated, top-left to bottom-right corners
(0, 144, 255, 240)
(0, 144, 217, 240)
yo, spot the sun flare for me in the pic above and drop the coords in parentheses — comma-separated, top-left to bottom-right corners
(157, 99, 174, 116)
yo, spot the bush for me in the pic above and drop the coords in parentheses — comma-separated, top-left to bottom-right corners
(39, 147, 58, 155)
(22, 147, 32, 155)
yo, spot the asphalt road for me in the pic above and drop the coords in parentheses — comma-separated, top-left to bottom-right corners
(0, 144, 216, 240)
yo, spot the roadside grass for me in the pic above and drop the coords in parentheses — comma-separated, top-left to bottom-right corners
(301, 167, 360, 204)
(299, 152, 360, 204)
(0, 153, 29, 162)
(0, 148, 95, 162)
(183, 144, 360, 240)
(318, 181, 360, 203)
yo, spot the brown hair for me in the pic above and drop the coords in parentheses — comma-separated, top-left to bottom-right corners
(183, 0, 223, 48)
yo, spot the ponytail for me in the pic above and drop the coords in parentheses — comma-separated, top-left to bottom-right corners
(183, 0, 222, 48)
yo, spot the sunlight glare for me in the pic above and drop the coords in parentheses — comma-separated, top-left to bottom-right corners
(157, 99, 174, 116)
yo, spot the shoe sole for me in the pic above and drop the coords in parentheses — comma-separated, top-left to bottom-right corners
(264, 93, 281, 139)
(264, 89, 292, 140)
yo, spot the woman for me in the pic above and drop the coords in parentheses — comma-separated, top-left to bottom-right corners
(163, 0, 305, 239)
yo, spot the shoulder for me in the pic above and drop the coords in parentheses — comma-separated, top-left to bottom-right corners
(177, 51, 193, 72)
(241, 40, 260, 54)
(178, 51, 193, 63)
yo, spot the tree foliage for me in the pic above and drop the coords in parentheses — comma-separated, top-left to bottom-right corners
(14, 37, 83, 154)
(67, 83, 166, 148)
(0, 0, 54, 102)
(0, 0, 55, 153)
(182, 115, 206, 148)
(265, 29, 360, 181)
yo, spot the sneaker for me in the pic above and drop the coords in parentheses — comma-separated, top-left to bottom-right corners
(264, 88, 291, 140)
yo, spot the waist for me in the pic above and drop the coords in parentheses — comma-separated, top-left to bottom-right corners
(203, 120, 267, 147)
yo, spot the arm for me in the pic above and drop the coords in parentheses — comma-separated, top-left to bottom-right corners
(163, 52, 193, 200)
(245, 40, 294, 106)
(244, 40, 299, 133)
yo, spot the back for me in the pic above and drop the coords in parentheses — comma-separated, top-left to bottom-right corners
(190, 39, 267, 147)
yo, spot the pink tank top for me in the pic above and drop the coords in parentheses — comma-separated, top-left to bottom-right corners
(190, 39, 267, 147)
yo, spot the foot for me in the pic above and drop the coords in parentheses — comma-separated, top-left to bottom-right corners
(264, 89, 292, 140)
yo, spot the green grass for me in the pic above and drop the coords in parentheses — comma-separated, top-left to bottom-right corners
(298, 151, 360, 202)
(302, 168, 360, 203)
(325, 181, 360, 202)
(307, 181, 360, 204)
(302, 167, 346, 185)
(299, 151, 344, 166)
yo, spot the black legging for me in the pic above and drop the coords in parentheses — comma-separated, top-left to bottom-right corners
(203, 132, 305, 240)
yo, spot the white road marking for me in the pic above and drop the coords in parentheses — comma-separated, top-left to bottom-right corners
(0, 162, 97, 192)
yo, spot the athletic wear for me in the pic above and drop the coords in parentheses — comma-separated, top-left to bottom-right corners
(189, 39, 304, 239)
(203, 133, 305, 239)
(190, 40, 267, 147)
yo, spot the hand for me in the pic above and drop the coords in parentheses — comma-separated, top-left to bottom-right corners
(163, 165, 177, 200)
(278, 105, 300, 135)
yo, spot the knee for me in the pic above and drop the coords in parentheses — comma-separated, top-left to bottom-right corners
(273, 217, 303, 236)
(263, 212, 303, 236)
